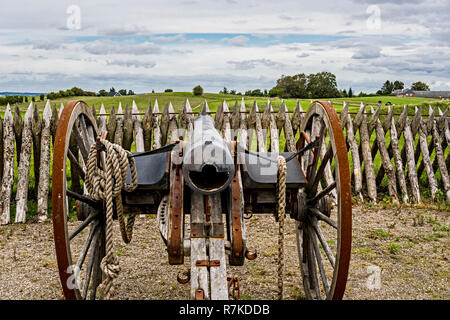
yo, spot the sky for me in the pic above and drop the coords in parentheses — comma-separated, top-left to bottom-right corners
(0, 0, 449, 94)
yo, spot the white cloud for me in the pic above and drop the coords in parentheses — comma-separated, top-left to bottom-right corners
(222, 35, 249, 47)
(106, 60, 156, 68)
(83, 40, 161, 55)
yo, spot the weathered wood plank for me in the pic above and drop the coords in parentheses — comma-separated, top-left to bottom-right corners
(359, 115, 377, 202)
(132, 101, 145, 153)
(50, 103, 58, 144)
(291, 100, 303, 137)
(106, 105, 116, 142)
(114, 103, 124, 146)
(15, 103, 33, 223)
(122, 103, 134, 151)
(0, 105, 15, 225)
(418, 121, 439, 200)
(231, 100, 240, 132)
(97, 104, 107, 136)
(190, 191, 210, 300)
(282, 102, 296, 152)
(142, 103, 153, 151)
(390, 117, 409, 203)
(214, 101, 224, 131)
(375, 119, 398, 203)
(184, 99, 194, 141)
(346, 113, 363, 201)
(207, 193, 228, 300)
(167, 102, 179, 143)
(13, 104, 23, 164)
(32, 103, 42, 197)
(432, 121, 450, 202)
(222, 101, 232, 143)
(152, 100, 162, 149)
(160, 103, 170, 145)
(404, 118, 421, 204)
(262, 101, 279, 153)
(238, 97, 248, 150)
(37, 102, 52, 222)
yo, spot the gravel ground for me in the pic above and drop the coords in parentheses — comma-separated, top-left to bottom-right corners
(0, 204, 448, 300)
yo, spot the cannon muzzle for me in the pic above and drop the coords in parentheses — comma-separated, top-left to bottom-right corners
(182, 114, 235, 194)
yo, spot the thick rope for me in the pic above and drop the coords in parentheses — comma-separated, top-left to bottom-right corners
(276, 156, 286, 300)
(85, 138, 138, 299)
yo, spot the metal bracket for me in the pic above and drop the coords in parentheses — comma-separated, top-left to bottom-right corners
(168, 164, 184, 265)
(195, 288, 205, 300)
(195, 260, 221, 268)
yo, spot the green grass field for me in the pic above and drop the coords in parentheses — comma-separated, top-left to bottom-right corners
(2, 92, 449, 116)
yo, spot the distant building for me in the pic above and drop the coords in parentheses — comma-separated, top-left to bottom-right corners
(108, 91, 122, 97)
(394, 89, 450, 99)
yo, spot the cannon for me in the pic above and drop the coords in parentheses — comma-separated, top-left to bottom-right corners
(52, 100, 352, 300)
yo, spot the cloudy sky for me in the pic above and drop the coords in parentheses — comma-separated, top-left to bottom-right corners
(0, 0, 449, 94)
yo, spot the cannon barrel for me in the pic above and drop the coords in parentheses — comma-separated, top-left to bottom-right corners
(182, 114, 235, 195)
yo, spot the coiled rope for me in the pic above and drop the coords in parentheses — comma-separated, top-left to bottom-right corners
(85, 138, 138, 299)
(276, 156, 286, 300)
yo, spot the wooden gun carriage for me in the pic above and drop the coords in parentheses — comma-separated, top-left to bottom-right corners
(52, 99, 352, 300)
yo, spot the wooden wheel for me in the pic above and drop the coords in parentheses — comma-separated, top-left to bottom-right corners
(295, 101, 352, 300)
(52, 100, 106, 300)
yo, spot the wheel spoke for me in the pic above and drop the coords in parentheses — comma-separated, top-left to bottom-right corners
(308, 207, 337, 229)
(79, 114, 95, 144)
(307, 181, 337, 205)
(82, 227, 101, 300)
(307, 145, 333, 194)
(69, 210, 100, 241)
(76, 220, 99, 270)
(305, 227, 321, 299)
(308, 225, 330, 294)
(66, 190, 99, 208)
(312, 221, 336, 268)
(67, 149, 86, 179)
(308, 121, 326, 184)
(71, 127, 89, 164)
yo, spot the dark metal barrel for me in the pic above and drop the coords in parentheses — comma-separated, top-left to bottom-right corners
(182, 114, 235, 195)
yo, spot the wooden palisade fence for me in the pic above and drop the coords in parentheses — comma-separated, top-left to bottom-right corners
(0, 98, 449, 225)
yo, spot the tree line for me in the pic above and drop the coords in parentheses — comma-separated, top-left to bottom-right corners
(46, 87, 136, 100)
(217, 74, 433, 99)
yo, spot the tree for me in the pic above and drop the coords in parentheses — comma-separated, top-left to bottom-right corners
(119, 89, 127, 96)
(393, 81, 404, 90)
(32, 97, 35, 102)
(40, 93, 45, 101)
(128, 90, 135, 96)
(98, 89, 108, 96)
(271, 73, 308, 98)
(341, 89, 348, 97)
(380, 80, 394, 95)
(193, 85, 203, 96)
(165, 89, 173, 93)
(110, 87, 116, 93)
(152, 89, 155, 93)
(25, 96, 28, 103)
(250, 89, 264, 97)
(411, 81, 430, 91)
(223, 87, 228, 94)
(306, 72, 340, 98)
(348, 87, 353, 98)
(230, 89, 236, 95)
